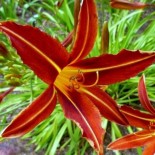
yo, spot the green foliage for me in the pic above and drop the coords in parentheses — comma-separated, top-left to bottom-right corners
(24, 105, 92, 155)
(0, 0, 19, 20)
(108, 1, 155, 53)
(105, 1, 155, 154)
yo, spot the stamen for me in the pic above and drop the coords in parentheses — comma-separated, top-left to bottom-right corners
(149, 120, 155, 129)
(76, 70, 85, 83)
(134, 131, 155, 137)
(68, 70, 99, 90)
(68, 70, 84, 90)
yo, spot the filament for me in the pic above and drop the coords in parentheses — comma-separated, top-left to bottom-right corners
(83, 71, 99, 87)
(76, 70, 85, 83)
(149, 120, 155, 130)
(68, 70, 85, 90)
(134, 131, 155, 137)
(68, 70, 99, 90)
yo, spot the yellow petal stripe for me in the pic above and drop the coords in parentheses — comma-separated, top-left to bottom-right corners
(1, 26, 61, 73)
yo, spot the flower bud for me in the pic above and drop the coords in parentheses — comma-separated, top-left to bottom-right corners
(7, 77, 21, 86)
(101, 21, 109, 54)
(110, 0, 154, 10)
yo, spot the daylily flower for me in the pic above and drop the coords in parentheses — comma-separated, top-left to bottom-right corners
(108, 75, 155, 154)
(110, 0, 155, 10)
(1, 0, 155, 154)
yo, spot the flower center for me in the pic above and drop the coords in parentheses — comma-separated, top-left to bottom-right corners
(68, 70, 85, 90)
(54, 67, 99, 91)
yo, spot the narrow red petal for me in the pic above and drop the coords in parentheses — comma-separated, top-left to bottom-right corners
(0, 22, 69, 84)
(1, 85, 57, 137)
(68, 49, 155, 85)
(74, 0, 80, 33)
(108, 130, 155, 150)
(138, 75, 155, 115)
(143, 140, 155, 155)
(57, 88, 104, 154)
(120, 106, 155, 130)
(0, 87, 14, 103)
(69, 0, 98, 63)
(81, 87, 128, 125)
(110, 0, 154, 10)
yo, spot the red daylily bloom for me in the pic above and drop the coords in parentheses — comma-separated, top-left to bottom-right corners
(108, 75, 155, 154)
(1, 0, 155, 154)
(110, 0, 155, 10)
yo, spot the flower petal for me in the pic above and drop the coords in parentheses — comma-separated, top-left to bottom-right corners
(120, 106, 155, 130)
(143, 140, 155, 155)
(110, 0, 153, 10)
(80, 87, 128, 125)
(57, 88, 104, 154)
(108, 130, 155, 150)
(138, 75, 155, 115)
(0, 22, 69, 84)
(69, 0, 98, 63)
(1, 85, 57, 137)
(68, 49, 155, 85)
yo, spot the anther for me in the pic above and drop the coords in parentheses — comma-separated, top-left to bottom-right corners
(76, 70, 85, 83)
(149, 120, 155, 129)
(68, 70, 84, 90)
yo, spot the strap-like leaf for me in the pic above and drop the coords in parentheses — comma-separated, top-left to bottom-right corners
(69, 0, 98, 63)
(0, 22, 69, 84)
(1, 85, 56, 137)
(138, 75, 155, 115)
(57, 88, 104, 155)
(68, 49, 155, 85)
